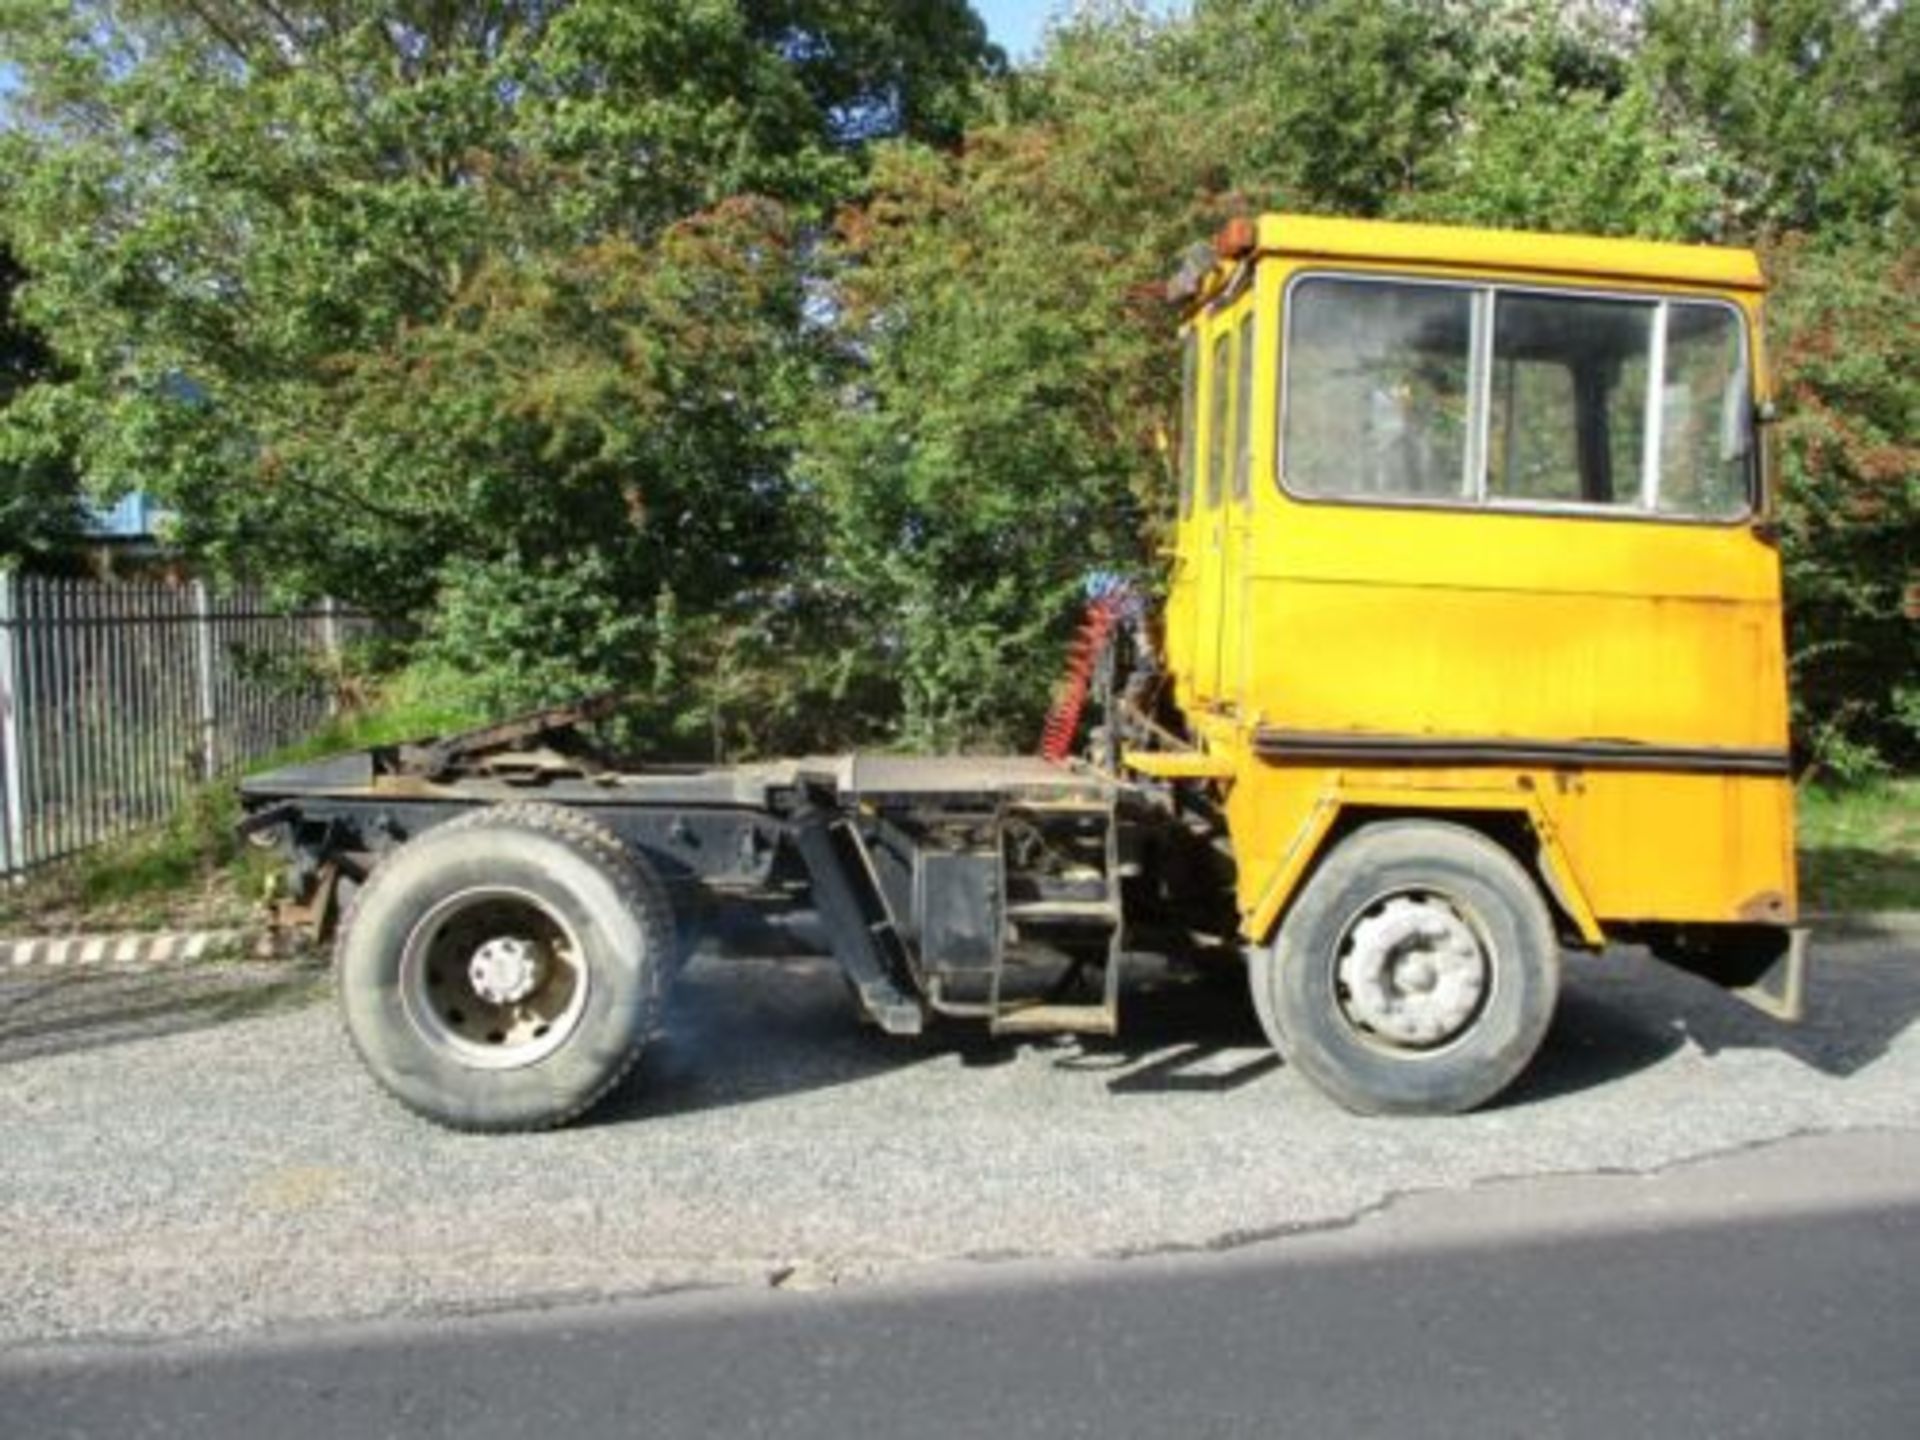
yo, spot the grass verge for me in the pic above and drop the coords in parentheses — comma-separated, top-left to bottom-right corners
(0, 784, 274, 936)
(1796, 777, 1920, 913)
(0, 672, 486, 937)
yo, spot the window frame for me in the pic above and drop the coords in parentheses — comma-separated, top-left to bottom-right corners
(1276, 269, 1757, 526)
(1205, 328, 1232, 509)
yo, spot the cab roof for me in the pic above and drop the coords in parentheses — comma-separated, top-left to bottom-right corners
(1246, 213, 1765, 292)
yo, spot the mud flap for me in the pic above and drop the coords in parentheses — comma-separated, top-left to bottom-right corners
(1732, 927, 1809, 1023)
(1650, 924, 1809, 1023)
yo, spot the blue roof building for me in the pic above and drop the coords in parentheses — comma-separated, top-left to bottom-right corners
(83, 492, 164, 542)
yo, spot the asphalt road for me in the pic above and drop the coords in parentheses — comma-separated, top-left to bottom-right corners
(0, 934, 1916, 1352)
(6, 1130, 1918, 1439)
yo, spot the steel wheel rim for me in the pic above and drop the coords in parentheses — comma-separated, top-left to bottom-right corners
(1331, 888, 1495, 1054)
(399, 886, 590, 1071)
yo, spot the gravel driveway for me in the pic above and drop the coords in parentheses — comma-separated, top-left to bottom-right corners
(2, 935, 1916, 1348)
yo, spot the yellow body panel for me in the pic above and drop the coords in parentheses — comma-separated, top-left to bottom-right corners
(1231, 773, 1608, 946)
(1154, 215, 1795, 943)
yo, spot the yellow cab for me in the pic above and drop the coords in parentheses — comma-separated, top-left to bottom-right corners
(1134, 213, 1803, 1113)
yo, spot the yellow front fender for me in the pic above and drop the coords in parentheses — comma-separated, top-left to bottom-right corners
(1243, 776, 1606, 949)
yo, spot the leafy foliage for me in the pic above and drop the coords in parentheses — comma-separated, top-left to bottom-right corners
(1639, 0, 1914, 237)
(0, 0, 994, 743)
(797, 15, 1241, 745)
(1407, 67, 1726, 240)
(1768, 237, 1919, 777)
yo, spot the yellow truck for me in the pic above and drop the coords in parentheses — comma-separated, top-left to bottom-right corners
(241, 214, 1805, 1131)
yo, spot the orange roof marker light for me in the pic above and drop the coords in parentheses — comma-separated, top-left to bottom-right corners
(1214, 215, 1256, 260)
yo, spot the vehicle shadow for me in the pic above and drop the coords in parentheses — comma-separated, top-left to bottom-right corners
(1053, 960, 1283, 1094)
(598, 954, 1284, 1125)
(1504, 938, 1920, 1108)
(606, 935, 1920, 1124)
(0, 957, 329, 1066)
(597, 956, 937, 1124)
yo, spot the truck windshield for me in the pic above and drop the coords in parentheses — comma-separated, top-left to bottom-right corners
(1283, 275, 1752, 520)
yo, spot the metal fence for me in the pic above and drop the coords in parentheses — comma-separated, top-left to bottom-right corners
(0, 574, 359, 878)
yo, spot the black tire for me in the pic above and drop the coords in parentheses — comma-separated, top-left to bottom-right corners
(335, 802, 673, 1132)
(1250, 820, 1560, 1116)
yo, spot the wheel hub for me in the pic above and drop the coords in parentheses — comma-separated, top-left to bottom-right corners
(468, 936, 546, 1006)
(1337, 895, 1489, 1049)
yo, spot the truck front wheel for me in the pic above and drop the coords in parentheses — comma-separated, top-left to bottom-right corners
(335, 803, 672, 1131)
(1251, 820, 1560, 1115)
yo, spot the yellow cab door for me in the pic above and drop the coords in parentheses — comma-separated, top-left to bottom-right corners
(1243, 249, 1793, 925)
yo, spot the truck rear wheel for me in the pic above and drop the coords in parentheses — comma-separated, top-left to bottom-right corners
(1250, 820, 1559, 1116)
(335, 803, 672, 1131)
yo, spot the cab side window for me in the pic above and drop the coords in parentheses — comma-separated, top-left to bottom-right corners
(1206, 330, 1232, 507)
(1284, 278, 1473, 501)
(1657, 304, 1750, 520)
(1232, 312, 1255, 500)
(1178, 332, 1198, 517)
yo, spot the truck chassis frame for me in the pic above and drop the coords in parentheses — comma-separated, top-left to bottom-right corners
(242, 702, 1211, 1048)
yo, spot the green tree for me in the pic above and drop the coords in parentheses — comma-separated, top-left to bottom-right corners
(1404, 42, 1726, 240)
(1767, 237, 1919, 778)
(805, 0, 1916, 768)
(1633, 1, 1917, 772)
(0, 0, 994, 741)
(1203, 0, 1482, 214)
